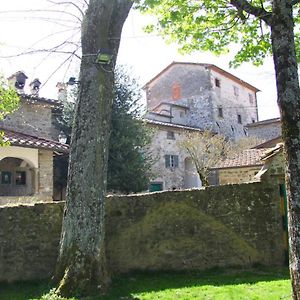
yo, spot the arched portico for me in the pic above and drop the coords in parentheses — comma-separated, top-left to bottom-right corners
(0, 157, 37, 196)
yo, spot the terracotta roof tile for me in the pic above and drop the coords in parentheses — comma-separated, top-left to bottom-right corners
(1, 128, 69, 153)
(212, 148, 267, 169)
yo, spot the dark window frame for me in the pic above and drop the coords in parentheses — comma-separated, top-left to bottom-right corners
(167, 131, 175, 140)
(1, 171, 12, 184)
(165, 155, 179, 168)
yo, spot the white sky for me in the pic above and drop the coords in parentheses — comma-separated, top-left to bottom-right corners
(0, 0, 279, 120)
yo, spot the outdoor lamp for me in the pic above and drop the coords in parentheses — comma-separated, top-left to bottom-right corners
(67, 77, 80, 85)
(58, 132, 67, 144)
(95, 49, 112, 65)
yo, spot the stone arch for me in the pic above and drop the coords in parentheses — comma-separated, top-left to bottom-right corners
(0, 157, 36, 196)
(184, 157, 201, 189)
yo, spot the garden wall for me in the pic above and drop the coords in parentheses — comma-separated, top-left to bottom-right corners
(0, 182, 285, 282)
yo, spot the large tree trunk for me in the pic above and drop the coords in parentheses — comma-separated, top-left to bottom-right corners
(271, 1, 300, 298)
(54, 0, 133, 297)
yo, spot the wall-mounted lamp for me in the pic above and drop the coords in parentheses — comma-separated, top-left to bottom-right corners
(67, 77, 80, 85)
(95, 49, 113, 65)
(58, 132, 67, 144)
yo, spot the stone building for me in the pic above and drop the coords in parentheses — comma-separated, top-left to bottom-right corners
(245, 117, 281, 141)
(144, 62, 260, 191)
(0, 72, 68, 205)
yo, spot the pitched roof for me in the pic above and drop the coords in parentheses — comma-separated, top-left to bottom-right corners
(246, 117, 281, 127)
(1, 128, 69, 154)
(143, 62, 260, 92)
(211, 148, 267, 170)
(152, 102, 190, 112)
(252, 136, 282, 149)
(144, 118, 203, 132)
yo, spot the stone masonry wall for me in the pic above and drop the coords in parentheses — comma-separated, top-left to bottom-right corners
(0, 182, 285, 282)
(247, 121, 282, 141)
(0, 102, 53, 139)
(38, 150, 53, 199)
(218, 166, 262, 185)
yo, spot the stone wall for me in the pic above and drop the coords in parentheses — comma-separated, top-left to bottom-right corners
(0, 102, 53, 139)
(38, 150, 53, 199)
(246, 120, 281, 141)
(0, 182, 285, 282)
(218, 166, 262, 185)
(147, 124, 201, 190)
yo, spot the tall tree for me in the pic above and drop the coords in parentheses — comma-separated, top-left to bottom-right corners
(54, 0, 133, 297)
(136, 0, 300, 297)
(108, 67, 152, 193)
(55, 68, 152, 194)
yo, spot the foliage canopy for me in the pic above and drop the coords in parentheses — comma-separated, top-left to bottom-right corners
(135, 0, 300, 67)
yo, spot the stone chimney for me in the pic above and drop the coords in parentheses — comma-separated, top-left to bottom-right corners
(29, 78, 41, 96)
(56, 82, 67, 102)
(7, 71, 28, 93)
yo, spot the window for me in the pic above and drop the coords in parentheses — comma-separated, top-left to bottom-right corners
(249, 93, 254, 104)
(180, 111, 185, 118)
(233, 86, 239, 96)
(165, 155, 179, 168)
(215, 78, 220, 88)
(218, 106, 223, 118)
(16, 171, 26, 185)
(237, 114, 242, 124)
(167, 131, 175, 140)
(1, 171, 11, 184)
(252, 118, 256, 123)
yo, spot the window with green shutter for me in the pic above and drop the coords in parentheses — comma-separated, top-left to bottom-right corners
(165, 155, 179, 168)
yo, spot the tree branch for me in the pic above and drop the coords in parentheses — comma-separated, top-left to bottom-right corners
(230, 0, 272, 25)
(292, 0, 300, 5)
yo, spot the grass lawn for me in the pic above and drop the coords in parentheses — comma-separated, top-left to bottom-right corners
(0, 267, 291, 300)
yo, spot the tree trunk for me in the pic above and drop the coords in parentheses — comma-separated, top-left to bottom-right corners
(54, 0, 133, 297)
(271, 1, 300, 298)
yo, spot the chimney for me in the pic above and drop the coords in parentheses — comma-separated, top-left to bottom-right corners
(56, 82, 67, 102)
(29, 78, 41, 96)
(7, 71, 28, 93)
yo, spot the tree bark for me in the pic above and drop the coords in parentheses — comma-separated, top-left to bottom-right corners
(270, 1, 300, 298)
(54, 0, 133, 297)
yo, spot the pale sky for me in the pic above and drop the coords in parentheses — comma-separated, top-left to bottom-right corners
(0, 0, 279, 120)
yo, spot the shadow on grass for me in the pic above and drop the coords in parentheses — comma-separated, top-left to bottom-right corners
(0, 267, 290, 300)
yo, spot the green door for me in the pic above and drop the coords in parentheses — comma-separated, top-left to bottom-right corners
(150, 182, 163, 192)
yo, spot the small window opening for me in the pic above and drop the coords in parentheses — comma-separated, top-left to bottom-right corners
(215, 78, 220, 87)
(237, 114, 242, 124)
(167, 131, 175, 140)
(218, 107, 223, 118)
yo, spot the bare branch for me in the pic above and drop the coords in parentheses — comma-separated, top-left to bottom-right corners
(41, 47, 81, 88)
(230, 0, 272, 25)
(0, 9, 82, 23)
(292, 0, 300, 5)
(46, 0, 85, 18)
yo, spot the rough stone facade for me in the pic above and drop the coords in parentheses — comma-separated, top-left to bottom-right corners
(38, 150, 53, 200)
(0, 182, 285, 282)
(147, 122, 201, 190)
(144, 62, 259, 141)
(144, 62, 259, 190)
(0, 101, 54, 140)
(246, 118, 281, 141)
(218, 166, 262, 185)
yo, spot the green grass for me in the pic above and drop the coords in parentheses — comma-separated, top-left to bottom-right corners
(0, 267, 291, 300)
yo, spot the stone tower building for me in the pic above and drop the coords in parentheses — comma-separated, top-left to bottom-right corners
(144, 62, 259, 141)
